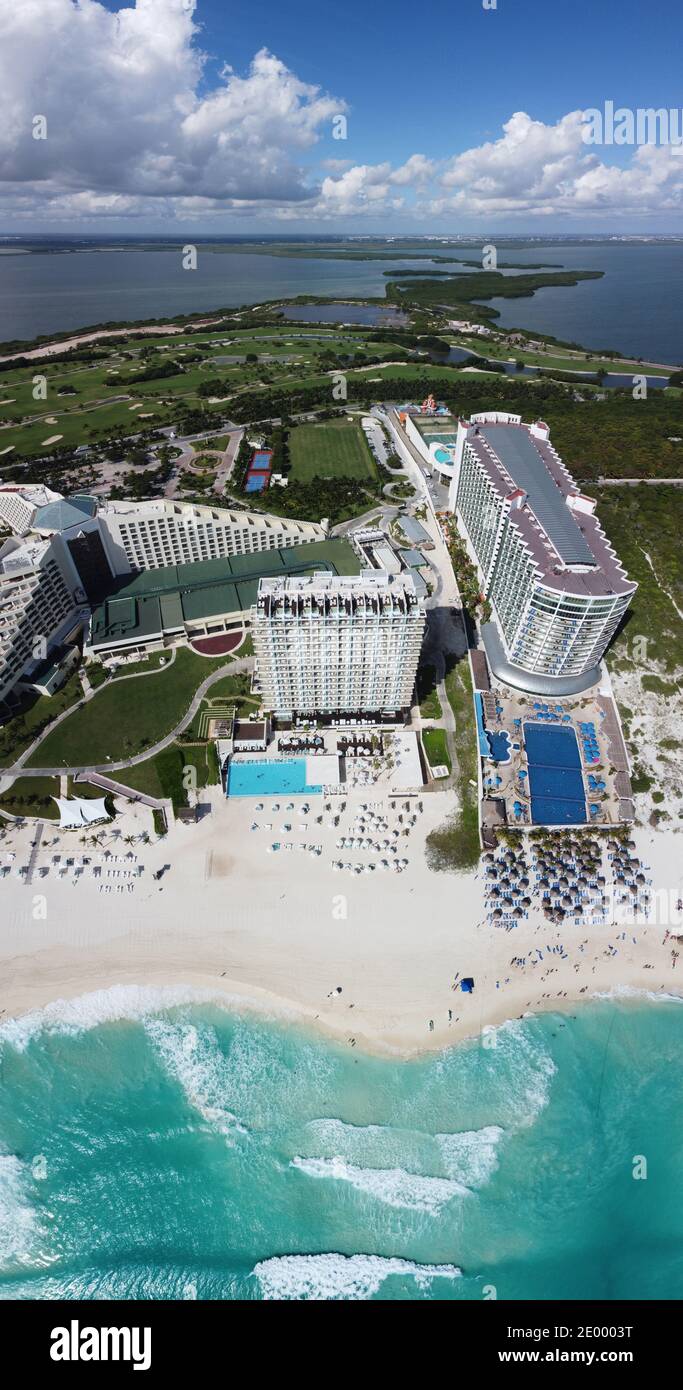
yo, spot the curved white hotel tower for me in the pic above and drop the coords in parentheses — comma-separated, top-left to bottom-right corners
(447, 414, 636, 694)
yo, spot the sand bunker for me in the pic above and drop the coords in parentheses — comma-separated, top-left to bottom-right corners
(41, 434, 63, 446)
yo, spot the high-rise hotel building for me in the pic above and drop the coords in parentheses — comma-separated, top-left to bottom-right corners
(447, 414, 636, 694)
(252, 572, 425, 721)
(0, 534, 88, 704)
(0, 486, 328, 704)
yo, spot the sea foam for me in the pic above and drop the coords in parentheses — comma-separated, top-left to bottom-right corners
(145, 1018, 248, 1144)
(0, 984, 242, 1054)
(253, 1252, 462, 1300)
(435, 1125, 504, 1186)
(0, 1154, 38, 1265)
(304, 1116, 503, 1189)
(291, 1155, 466, 1213)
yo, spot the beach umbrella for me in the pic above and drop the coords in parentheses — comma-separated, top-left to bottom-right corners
(492, 909, 503, 919)
(513, 908, 523, 919)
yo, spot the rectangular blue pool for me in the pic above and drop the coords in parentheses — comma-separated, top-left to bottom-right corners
(523, 722, 586, 825)
(227, 758, 322, 798)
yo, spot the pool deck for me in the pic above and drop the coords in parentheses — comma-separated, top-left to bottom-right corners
(477, 678, 633, 832)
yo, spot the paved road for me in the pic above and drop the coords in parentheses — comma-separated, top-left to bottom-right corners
(213, 428, 244, 495)
(0, 656, 254, 782)
(596, 476, 683, 487)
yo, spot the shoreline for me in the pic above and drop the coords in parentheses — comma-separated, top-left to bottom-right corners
(2, 788, 680, 1061)
(2, 964, 682, 1062)
(0, 293, 679, 375)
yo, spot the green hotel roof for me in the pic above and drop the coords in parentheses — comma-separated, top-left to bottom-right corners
(89, 539, 360, 648)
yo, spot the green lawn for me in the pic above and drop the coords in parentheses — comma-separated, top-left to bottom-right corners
(26, 648, 228, 767)
(122, 741, 220, 802)
(288, 417, 377, 482)
(422, 727, 451, 772)
(187, 671, 258, 738)
(427, 655, 481, 873)
(0, 775, 61, 819)
(0, 674, 84, 768)
(417, 664, 443, 720)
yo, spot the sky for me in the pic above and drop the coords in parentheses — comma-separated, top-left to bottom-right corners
(2, 0, 683, 233)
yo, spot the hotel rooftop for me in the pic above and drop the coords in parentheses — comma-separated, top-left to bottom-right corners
(464, 420, 636, 599)
(256, 570, 422, 617)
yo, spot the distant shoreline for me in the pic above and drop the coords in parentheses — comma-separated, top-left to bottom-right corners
(0, 301, 678, 376)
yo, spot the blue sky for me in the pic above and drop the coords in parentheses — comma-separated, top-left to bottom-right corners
(2, 0, 682, 232)
(195, 0, 682, 167)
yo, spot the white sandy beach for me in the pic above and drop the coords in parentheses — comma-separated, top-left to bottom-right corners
(1, 784, 681, 1056)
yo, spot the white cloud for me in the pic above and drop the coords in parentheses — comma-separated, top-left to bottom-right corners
(0, 0, 344, 213)
(432, 110, 683, 218)
(0, 3, 681, 226)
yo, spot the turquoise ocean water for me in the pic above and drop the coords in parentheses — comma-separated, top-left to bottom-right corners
(1, 994, 682, 1301)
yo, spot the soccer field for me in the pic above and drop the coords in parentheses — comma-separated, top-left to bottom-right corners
(287, 417, 377, 482)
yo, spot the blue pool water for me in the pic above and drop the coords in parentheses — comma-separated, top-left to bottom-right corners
(488, 730, 511, 762)
(227, 759, 322, 798)
(474, 693, 511, 762)
(524, 722, 586, 825)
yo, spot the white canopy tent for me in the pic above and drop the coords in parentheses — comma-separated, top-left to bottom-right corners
(52, 796, 111, 830)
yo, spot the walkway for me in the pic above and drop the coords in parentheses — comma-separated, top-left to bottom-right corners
(0, 655, 254, 781)
(73, 771, 168, 811)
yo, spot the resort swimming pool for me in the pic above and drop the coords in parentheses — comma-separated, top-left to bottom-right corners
(524, 723, 587, 826)
(226, 758, 322, 798)
(475, 692, 511, 762)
